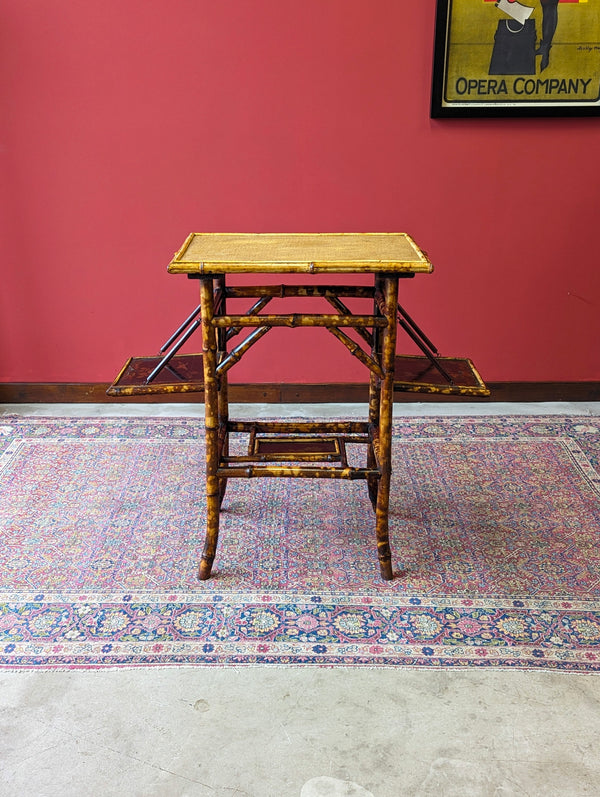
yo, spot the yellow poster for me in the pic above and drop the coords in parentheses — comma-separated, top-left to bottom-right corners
(432, 0, 600, 115)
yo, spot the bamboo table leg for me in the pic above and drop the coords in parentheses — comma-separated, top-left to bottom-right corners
(366, 370, 380, 510)
(216, 276, 229, 508)
(374, 275, 399, 581)
(199, 277, 221, 580)
(367, 275, 383, 511)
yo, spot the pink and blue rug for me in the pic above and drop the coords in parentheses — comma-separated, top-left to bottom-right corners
(1, 415, 599, 670)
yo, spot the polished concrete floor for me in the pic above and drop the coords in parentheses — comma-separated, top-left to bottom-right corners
(1, 402, 600, 797)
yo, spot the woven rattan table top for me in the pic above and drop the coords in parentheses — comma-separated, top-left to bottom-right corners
(167, 233, 433, 275)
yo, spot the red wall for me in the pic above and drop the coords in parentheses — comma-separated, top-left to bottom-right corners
(1, 0, 599, 385)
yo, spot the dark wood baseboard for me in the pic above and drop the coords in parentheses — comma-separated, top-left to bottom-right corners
(1, 381, 600, 403)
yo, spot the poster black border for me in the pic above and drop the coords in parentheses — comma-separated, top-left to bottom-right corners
(430, 0, 600, 118)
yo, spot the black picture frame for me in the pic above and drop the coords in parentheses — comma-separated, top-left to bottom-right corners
(431, 0, 600, 118)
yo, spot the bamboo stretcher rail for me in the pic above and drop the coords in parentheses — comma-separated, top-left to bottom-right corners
(248, 435, 370, 446)
(216, 465, 379, 479)
(225, 285, 377, 299)
(227, 420, 370, 434)
(212, 314, 387, 328)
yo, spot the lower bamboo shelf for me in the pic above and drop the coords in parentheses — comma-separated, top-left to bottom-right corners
(219, 422, 376, 479)
(251, 435, 342, 462)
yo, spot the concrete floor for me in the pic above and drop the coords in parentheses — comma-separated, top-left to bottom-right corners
(2, 402, 600, 797)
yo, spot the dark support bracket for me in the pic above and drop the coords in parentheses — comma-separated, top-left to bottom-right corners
(397, 303, 455, 386)
(145, 306, 203, 384)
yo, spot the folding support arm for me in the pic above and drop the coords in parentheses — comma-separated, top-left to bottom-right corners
(396, 303, 455, 386)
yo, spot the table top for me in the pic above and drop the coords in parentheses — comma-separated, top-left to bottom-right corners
(167, 233, 433, 275)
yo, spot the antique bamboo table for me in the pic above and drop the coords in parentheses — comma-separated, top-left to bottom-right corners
(109, 233, 487, 578)
(166, 232, 434, 581)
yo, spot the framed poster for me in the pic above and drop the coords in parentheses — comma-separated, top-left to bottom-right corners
(431, 0, 600, 117)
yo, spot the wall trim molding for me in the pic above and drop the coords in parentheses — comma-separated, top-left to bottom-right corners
(1, 382, 599, 404)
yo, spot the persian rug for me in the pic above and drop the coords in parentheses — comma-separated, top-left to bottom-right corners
(0, 415, 599, 671)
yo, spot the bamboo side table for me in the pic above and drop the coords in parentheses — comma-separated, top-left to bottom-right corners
(165, 233, 433, 581)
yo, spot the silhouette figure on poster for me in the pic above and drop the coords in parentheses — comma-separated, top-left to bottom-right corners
(489, 0, 559, 75)
(489, 18, 537, 75)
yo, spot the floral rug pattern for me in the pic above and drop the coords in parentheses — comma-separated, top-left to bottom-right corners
(0, 415, 599, 670)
